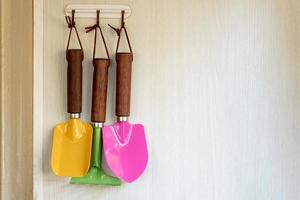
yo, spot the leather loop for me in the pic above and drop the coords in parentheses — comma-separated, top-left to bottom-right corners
(65, 10, 83, 52)
(108, 10, 132, 58)
(85, 10, 110, 60)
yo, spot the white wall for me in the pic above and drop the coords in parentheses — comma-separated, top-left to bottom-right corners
(38, 0, 300, 199)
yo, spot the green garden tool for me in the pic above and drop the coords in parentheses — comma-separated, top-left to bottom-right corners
(70, 10, 120, 185)
(70, 124, 120, 185)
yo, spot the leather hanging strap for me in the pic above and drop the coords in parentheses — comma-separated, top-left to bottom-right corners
(65, 10, 84, 114)
(85, 10, 110, 59)
(65, 10, 83, 51)
(85, 10, 110, 122)
(108, 10, 133, 56)
(109, 11, 133, 117)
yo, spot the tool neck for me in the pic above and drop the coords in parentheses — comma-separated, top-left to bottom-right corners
(93, 122, 104, 128)
(117, 116, 128, 122)
(70, 113, 80, 119)
(91, 127, 101, 168)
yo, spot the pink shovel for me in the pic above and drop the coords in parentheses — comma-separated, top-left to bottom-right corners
(103, 11, 148, 183)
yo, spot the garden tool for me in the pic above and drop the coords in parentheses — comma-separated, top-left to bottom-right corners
(71, 11, 121, 185)
(51, 10, 93, 177)
(103, 11, 148, 183)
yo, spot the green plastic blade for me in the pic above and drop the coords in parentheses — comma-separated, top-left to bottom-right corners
(70, 127, 121, 185)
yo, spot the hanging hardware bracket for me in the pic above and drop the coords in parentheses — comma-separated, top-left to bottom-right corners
(65, 4, 131, 19)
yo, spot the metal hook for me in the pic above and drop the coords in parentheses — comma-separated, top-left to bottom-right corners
(71, 10, 75, 23)
(121, 10, 125, 27)
(96, 10, 100, 26)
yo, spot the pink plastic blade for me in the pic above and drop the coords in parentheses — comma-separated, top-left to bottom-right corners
(102, 122, 148, 183)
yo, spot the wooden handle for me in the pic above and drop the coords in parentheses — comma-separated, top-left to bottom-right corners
(116, 53, 133, 117)
(66, 49, 83, 113)
(91, 59, 110, 122)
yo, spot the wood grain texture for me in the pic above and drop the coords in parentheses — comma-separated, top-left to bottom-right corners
(116, 53, 133, 117)
(1, 0, 33, 199)
(66, 49, 83, 114)
(91, 59, 110, 122)
(38, 0, 300, 199)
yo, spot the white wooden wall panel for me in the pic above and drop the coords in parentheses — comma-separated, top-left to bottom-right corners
(1, 0, 33, 199)
(37, 0, 300, 199)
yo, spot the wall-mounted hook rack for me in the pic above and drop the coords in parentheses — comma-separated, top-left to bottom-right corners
(65, 4, 131, 19)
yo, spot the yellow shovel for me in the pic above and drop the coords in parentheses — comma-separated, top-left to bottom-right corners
(51, 11, 93, 177)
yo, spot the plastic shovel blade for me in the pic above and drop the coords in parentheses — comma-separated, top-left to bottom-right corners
(102, 122, 148, 183)
(51, 119, 93, 177)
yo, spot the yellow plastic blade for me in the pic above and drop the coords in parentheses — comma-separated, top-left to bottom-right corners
(51, 119, 93, 177)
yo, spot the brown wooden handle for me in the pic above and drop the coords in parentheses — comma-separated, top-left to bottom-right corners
(91, 59, 110, 122)
(116, 53, 133, 117)
(66, 49, 83, 114)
